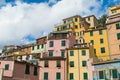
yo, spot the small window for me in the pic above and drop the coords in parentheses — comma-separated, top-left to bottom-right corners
(83, 73, 88, 79)
(33, 67, 38, 76)
(49, 41, 54, 47)
(75, 18, 78, 22)
(94, 49, 96, 54)
(41, 44, 44, 48)
(61, 40, 66, 46)
(5, 64, 9, 70)
(75, 25, 78, 29)
(32, 46, 34, 50)
(90, 40, 94, 44)
(49, 51, 53, 57)
(99, 70, 105, 79)
(61, 51, 65, 57)
(37, 45, 39, 49)
(56, 72, 61, 79)
(82, 61, 87, 67)
(70, 51, 74, 56)
(100, 38, 104, 43)
(44, 61, 48, 67)
(64, 21, 66, 24)
(90, 31, 93, 36)
(70, 61, 74, 67)
(44, 72, 48, 80)
(116, 23, 120, 29)
(99, 30, 102, 35)
(101, 47, 105, 53)
(117, 33, 120, 40)
(82, 50, 86, 56)
(75, 32, 79, 36)
(70, 73, 74, 80)
(88, 17, 90, 21)
(56, 60, 61, 67)
(110, 69, 118, 78)
(25, 64, 30, 74)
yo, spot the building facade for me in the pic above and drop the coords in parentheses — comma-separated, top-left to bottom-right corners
(109, 4, 120, 16)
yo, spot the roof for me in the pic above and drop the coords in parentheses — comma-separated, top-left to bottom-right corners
(63, 15, 82, 21)
(40, 57, 66, 60)
(36, 36, 47, 40)
(83, 15, 97, 19)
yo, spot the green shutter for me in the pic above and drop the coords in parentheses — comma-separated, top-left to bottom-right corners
(70, 61, 74, 67)
(99, 30, 102, 35)
(49, 51, 53, 57)
(90, 40, 94, 44)
(44, 72, 48, 80)
(50, 41, 54, 47)
(56, 72, 61, 79)
(70, 73, 74, 80)
(37, 45, 39, 49)
(41, 44, 44, 48)
(44, 61, 48, 67)
(100, 39, 104, 43)
(75, 25, 78, 29)
(84, 73, 88, 79)
(116, 23, 120, 29)
(101, 47, 105, 53)
(32, 46, 34, 50)
(75, 18, 78, 22)
(61, 40, 66, 46)
(5, 64, 9, 70)
(33, 67, 37, 76)
(82, 61, 87, 67)
(57, 60, 61, 67)
(99, 71, 104, 79)
(61, 51, 65, 57)
(90, 31, 93, 36)
(70, 51, 74, 56)
(117, 33, 120, 40)
(82, 50, 86, 56)
(88, 17, 90, 21)
(112, 69, 118, 78)
(25, 64, 30, 74)
(94, 49, 96, 54)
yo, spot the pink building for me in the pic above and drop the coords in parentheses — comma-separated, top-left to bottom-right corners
(0, 60, 39, 80)
(39, 57, 66, 80)
(45, 31, 76, 57)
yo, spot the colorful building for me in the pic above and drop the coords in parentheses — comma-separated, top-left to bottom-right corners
(67, 43, 96, 80)
(109, 4, 120, 16)
(84, 27, 110, 61)
(39, 57, 66, 80)
(54, 15, 89, 41)
(84, 15, 98, 28)
(0, 60, 39, 80)
(93, 59, 120, 80)
(106, 9, 120, 59)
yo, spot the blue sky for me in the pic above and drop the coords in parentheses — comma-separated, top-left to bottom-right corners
(0, 0, 120, 52)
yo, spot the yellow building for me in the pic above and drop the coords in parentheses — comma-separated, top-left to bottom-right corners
(67, 43, 96, 80)
(84, 27, 110, 61)
(84, 15, 98, 28)
(109, 4, 120, 16)
(54, 15, 89, 41)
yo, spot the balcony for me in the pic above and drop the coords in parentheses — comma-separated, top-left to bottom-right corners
(106, 17, 120, 24)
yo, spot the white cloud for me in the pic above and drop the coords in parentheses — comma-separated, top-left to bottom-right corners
(0, 0, 105, 50)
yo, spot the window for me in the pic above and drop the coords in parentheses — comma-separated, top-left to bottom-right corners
(117, 33, 120, 40)
(101, 47, 105, 53)
(80, 31, 84, 35)
(75, 32, 79, 36)
(32, 46, 34, 50)
(49, 41, 54, 47)
(56, 72, 61, 80)
(44, 61, 48, 67)
(99, 30, 102, 35)
(75, 25, 78, 29)
(49, 51, 53, 57)
(116, 23, 120, 29)
(82, 61, 87, 67)
(90, 31, 93, 36)
(41, 44, 44, 48)
(70, 61, 74, 67)
(61, 40, 66, 46)
(61, 51, 65, 57)
(80, 24, 83, 28)
(94, 48, 96, 54)
(75, 18, 78, 22)
(82, 50, 86, 56)
(110, 69, 118, 78)
(5, 64, 9, 70)
(37, 45, 39, 49)
(90, 40, 94, 44)
(88, 17, 90, 21)
(70, 73, 74, 80)
(25, 64, 30, 74)
(100, 38, 104, 43)
(70, 50, 74, 56)
(33, 67, 38, 76)
(99, 70, 104, 79)
(83, 73, 88, 79)
(56, 60, 61, 67)
(64, 21, 66, 24)
(63, 26, 67, 29)
(44, 72, 48, 80)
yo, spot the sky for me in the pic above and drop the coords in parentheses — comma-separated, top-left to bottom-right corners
(0, 0, 120, 52)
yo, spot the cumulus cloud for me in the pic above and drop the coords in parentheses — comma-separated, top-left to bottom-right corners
(0, 0, 113, 50)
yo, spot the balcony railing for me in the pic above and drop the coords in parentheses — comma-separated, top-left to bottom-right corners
(106, 17, 120, 24)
